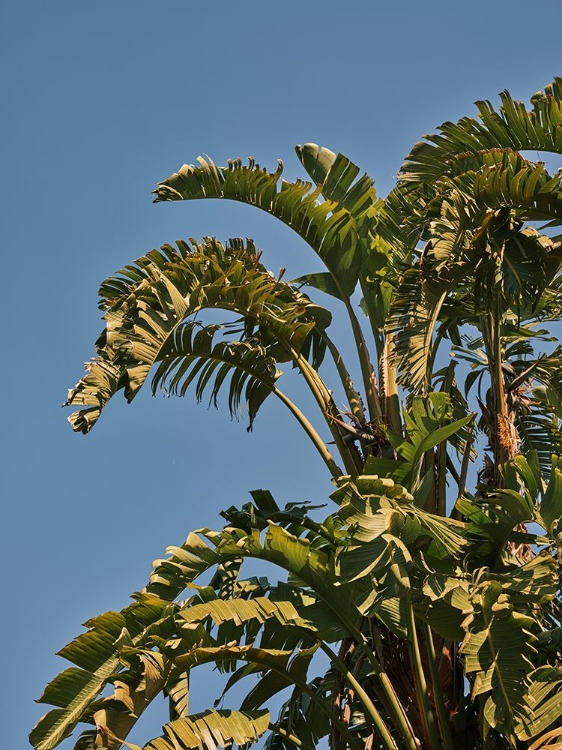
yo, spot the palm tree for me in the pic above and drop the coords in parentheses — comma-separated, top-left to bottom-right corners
(32, 79, 562, 750)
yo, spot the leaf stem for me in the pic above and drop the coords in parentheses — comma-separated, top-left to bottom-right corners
(319, 641, 400, 750)
(320, 330, 367, 423)
(421, 622, 455, 750)
(343, 297, 383, 423)
(290, 351, 363, 476)
(404, 593, 442, 750)
(273, 386, 343, 479)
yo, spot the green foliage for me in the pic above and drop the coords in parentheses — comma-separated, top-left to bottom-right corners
(33, 79, 562, 749)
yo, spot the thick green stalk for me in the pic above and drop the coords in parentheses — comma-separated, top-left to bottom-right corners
(358, 276, 385, 365)
(452, 416, 475, 519)
(343, 297, 382, 423)
(404, 594, 442, 750)
(273, 385, 343, 479)
(421, 622, 455, 750)
(320, 641, 400, 750)
(320, 330, 367, 423)
(291, 351, 362, 476)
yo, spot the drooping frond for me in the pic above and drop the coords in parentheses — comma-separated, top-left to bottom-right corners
(149, 321, 281, 430)
(460, 568, 551, 742)
(30, 596, 177, 750)
(65, 237, 331, 433)
(468, 150, 562, 224)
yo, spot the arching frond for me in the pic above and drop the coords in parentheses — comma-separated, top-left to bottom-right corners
(401, 78, 562, 184)
(30, 596, 177, 750)
(150, 321, 281, 430)
(469, 150, 562, 224)
(65, 238, 331, 433)
(143, 709, 270, 750)
(154, 150, 377, 297)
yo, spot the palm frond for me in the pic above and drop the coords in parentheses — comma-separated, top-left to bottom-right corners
(154, 149, 378, 297)
(30, 596, 176, 750)
(143, 709, 270, 750)
(401, 78, 562, 184)
(65, 238, 330, 433)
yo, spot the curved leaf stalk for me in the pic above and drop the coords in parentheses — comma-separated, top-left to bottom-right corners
(269, 724, 303, 747)
(453, 416, 475, 518)
(306, 262, 382, 426)
(403, 593, 442, 750)
(421, 622, 455, 750)
(319, 329, 367, 424)
(427, 325, 454, 395)
(358, 276, 385, 365)
(343, 297, 382, 423)
(272, 385, 343, 479)
(320, 640, 400, 750)
(418, 290, 449, 398)
(290, 351, 363, 476)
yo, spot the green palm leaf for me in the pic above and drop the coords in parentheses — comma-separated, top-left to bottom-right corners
(154, 147, 379, 297)
(65, 237, 330, 433)
(460, 576, 539, 739)
(150, 321, 281, 430)
(30, 597, 175, 750)
(517, 667, 562, 740)
(401, 78, 562, 184)
(143, 709, 270, 750)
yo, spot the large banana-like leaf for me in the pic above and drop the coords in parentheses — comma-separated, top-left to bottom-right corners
(154, 147, 380, 297)
(384, 393, 474, 494)
(30, 597, 177, 750)
(141, 709, 270, 750)
(33, 483, 561, 750)
(400, 78, 562, 184)
(468, 150, 562, 224)
(149, 321, 281, 430)
(516, 666, 562, 741)
(535, 455, 562, 537)
(65, 237, 331, 433)
(460, 574, 542, 739)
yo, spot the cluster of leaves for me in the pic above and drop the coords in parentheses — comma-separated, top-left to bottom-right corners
(33, 79, 562, 749)
(32, 450, 562, 750)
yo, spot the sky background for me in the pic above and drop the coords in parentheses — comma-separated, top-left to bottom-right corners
(2, 2, 562, 748)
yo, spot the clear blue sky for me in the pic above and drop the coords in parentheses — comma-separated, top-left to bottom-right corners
(2, 2, 561, 747)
